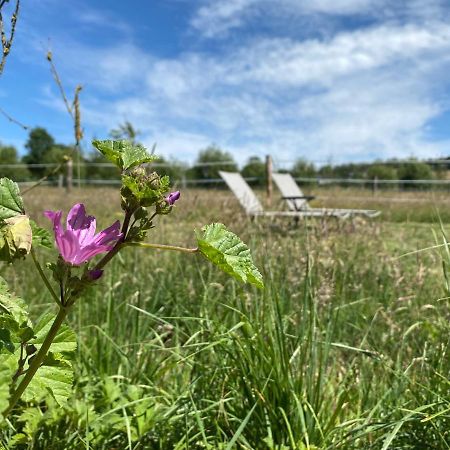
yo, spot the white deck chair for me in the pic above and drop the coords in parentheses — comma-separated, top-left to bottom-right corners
(219, 171, 349, 219)
(272, 172, 380, 218)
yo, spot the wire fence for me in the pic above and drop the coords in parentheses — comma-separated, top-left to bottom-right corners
(1, 160, 450, 194)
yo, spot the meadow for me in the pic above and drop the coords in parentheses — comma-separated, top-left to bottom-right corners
(1, 186, 449, 449)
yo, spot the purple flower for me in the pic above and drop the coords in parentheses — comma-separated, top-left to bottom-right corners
(166, 191, 180, 205)
(87, 269, 104, 280)
(44, 203, 122, 266)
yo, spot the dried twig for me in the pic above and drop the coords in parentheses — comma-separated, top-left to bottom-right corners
(0, 105, 29, 130)
(47, 51, 73, 117)
(0, 0, 20, 76)
(45, 50, 84, 190)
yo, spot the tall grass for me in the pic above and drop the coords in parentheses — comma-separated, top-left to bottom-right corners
(1, 187, 449, 449)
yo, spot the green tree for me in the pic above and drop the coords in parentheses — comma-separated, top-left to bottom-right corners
(398, 161, 434, 180)
(398, 161, 434, 189)
(367, 164, 398, 180)
(22, 127, 55, 178)
(85, 152, 120, 181)
(242, 156, 265, 185)
(291, 159, 316, 178)
(188, 145, 238, 182)
(0, 143, 30, 180)
(153, 156, 187, 185)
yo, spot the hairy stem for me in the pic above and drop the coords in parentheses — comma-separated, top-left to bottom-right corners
(2, 306, 70, 418)
(30, 248, 60, 305)
(91, 210, 133, 272)
(122, 242, 199, 253)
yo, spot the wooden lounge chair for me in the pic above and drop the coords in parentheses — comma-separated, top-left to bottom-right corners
(219, 171, 349, 219)
(271, 172, 380, 218)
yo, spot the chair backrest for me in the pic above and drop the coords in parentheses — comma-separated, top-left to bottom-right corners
(272, 172, 310, 211)
(219, 171, 264, 214)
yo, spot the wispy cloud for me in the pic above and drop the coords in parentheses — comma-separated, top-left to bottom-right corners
(190, 0, 449, 39)
(20, 0, 450, 164)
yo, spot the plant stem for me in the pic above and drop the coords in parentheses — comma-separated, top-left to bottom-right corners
(2, 305, 70, 418)
(30, 248, 60, 305)
(91, 210, 133, 272)
(122, 242, 199, 253)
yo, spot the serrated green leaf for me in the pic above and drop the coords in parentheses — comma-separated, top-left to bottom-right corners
(91, 140, 122, 167)
(0, 353, 17, 415)
(21, 359, 74, 407)
(30, 220, 53, 249)
(121, 143, 157, 170)
(0, 178, 24, 221)
(92, 140, 157, 171)
(196, 223, 264, 289)
(32, 313, 77, 353)
(0, 276, 30, 326)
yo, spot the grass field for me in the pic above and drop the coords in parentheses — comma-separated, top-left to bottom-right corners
(1, 186, 450, 449)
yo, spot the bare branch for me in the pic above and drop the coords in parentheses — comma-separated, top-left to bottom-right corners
(0, 0, 20, 76)
(0, 105, 29, 130)
(46, 50, 74, 118)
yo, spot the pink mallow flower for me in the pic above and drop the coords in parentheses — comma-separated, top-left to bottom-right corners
(166, 191, 180, 205)
(45, 203, 122, 266)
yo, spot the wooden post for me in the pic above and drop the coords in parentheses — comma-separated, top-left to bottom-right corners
(58, 174, 63, 189)
(372, 176, 378, 196)
(266, 154, 272, 206)
(66, 158, 73, 193)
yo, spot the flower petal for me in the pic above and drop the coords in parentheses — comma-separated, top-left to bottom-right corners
(44, 210, 63, 238)
(92, 220, 122, 246)
(57, 230, 81, 264)
(73, 243, 113, 265)
(66, 203, 97, 246)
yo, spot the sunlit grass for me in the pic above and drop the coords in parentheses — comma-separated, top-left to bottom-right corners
(1, 186, 449, 449)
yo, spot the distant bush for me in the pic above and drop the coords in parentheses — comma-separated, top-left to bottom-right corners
(292, 158, 316, 178)
(187, 145, 238, 184)
(242, 156, 265, 185)
(0, 143, 30, 181)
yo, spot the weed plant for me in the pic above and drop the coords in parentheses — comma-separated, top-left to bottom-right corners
(1, 187, 449, 449)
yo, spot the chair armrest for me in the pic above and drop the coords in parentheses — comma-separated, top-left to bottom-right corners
(282, 195, 315, 201)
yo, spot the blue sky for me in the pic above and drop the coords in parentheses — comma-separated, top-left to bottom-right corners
(1, 0, 450, 167)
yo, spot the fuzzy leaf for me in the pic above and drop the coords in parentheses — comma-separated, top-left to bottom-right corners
(32, 313, 77, 353)
(0, 278, 32, 420)
(0, 353, 17, 415)
(30, 220, 53, 249)
(0, 277, 30, 326)
(0, 178, 24, 221)
(21, 358, 74, 407)
(121, 143, 157, 170)
(196, 223, 264, 289)
(92, 140, 157, 171)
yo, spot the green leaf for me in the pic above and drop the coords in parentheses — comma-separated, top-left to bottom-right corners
(21, 358, 74, 407)
(0, 178, 25, 221)
(0, 278, 31, 420)
(92, 140, 157, 171)
(32, 313, 77, 353)
(30, 220, 53, 250)
(0, 215, 32, 262)
(196, 223, 264, 289)
(121, 142, 157, 170)
(0, 276, 30, 327)
(0, 353, 17, 414)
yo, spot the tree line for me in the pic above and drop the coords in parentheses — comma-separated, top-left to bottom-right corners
(0, 125, 447, 185)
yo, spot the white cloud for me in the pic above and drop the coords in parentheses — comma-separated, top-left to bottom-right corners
(31, 8, 450, 165)
(190, 0, 449, 39)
